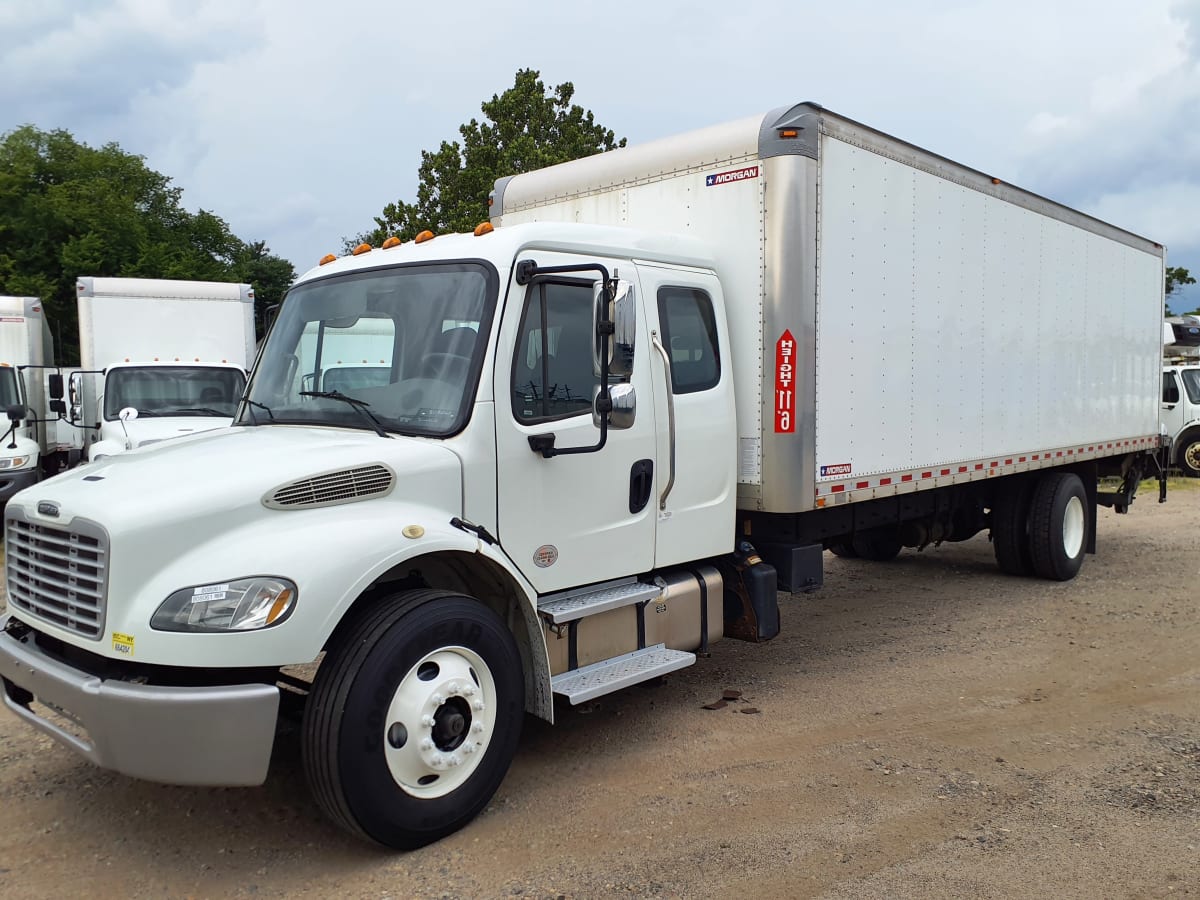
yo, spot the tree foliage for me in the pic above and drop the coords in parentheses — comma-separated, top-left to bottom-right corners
(1165, 266, 1197, 316)
(350, 69, 625, 248)
(0, 125, 295, 362)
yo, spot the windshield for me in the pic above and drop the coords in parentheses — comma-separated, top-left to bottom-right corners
(0, 368, 21, 410)
(104, 366, 246, 420)
(1183, 368, 1200, 405)
(238, 262, 497, 436)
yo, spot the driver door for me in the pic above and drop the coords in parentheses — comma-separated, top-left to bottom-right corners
(494, 254, 657, 594)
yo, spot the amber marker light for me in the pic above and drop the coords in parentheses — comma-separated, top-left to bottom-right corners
(381, 236, 401, 249)
(319, 253, 337, 266)
(266, 589, 294, 625)
(779, 128, 800, 139)
(352, 243, 372, 256)
(414, 230, 435, 244)
(474, 222, 494, 236)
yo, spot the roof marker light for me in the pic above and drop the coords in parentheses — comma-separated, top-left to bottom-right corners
(779, 128, 799, 139)
(474, 222, 494, 236)
(381, 236, 401, 249)
(352, 243, 372, 256)
(414, 230, 435, 244)
(319, 253, 337, 266)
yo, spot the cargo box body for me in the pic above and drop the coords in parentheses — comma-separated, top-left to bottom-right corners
(493, 103, 1165, 514)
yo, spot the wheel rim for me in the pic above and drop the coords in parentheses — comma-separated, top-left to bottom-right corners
(1062, 495, 1085, 558)
(382, 646, 497, 799)
(1186, 441, 1200, 471)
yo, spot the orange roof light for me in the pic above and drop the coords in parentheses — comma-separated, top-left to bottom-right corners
(381, 236, 401, 249)
(474, 222, 494, 236)
(351, 243, 372, 256)
(779, 128, 800, 139)
(414, 230, 435, 244)
(319, 253, 337, 266)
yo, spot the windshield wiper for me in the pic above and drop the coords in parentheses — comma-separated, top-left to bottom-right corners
(300, 390, 391, 438)
(166, 407, 230, 416)
(241, 398, 274, 423)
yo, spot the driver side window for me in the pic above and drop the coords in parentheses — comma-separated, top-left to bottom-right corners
(512, 280, 594, 423)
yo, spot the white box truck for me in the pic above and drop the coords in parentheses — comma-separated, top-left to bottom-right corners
(67, 277, 256, 460)
(0, 103, 1167, 849)
(0, 296, 76, 507)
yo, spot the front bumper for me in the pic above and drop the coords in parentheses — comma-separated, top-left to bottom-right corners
(0, 616, 280, 786)
(0, 468, 39, 505)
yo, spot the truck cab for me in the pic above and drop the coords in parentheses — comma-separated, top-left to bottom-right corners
(1162, 362, 1200, 476)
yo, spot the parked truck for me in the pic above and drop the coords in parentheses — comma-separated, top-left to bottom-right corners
(1163, 314, 1200, 475)
(0, 296, 76, 508)
(0, 103, 1167, 850)
(66, 277, 256, 460)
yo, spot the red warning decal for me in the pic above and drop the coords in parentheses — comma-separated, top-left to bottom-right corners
(775, 329, 796, 433)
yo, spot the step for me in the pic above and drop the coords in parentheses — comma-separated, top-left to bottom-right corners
(538, 580, 662, 625)
(551, 644, 696, 705)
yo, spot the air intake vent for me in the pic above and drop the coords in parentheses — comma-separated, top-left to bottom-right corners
(264, 464, 395, 510)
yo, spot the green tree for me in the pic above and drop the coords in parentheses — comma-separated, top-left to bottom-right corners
(1165, 266, 1196, 316)
(0, 125, 294, 362)
(350, 69, 625, 248)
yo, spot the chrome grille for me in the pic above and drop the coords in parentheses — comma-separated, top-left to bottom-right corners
(264, 464, 395, 510)
(6, 515, 108, 639)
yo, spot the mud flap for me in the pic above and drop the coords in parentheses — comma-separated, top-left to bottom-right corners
(719, 542, 780, 642)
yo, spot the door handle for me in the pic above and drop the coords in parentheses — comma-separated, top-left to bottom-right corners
(629, 459, 654, 514)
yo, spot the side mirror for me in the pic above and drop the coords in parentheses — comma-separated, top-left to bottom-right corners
(48, 373, 64, 400)
(593, 280, 636, 379)
(119, 407, 139, 423)
(6, 403, 27, 423)
(49, 399, 67, 415)
(593, 383, 636, 430)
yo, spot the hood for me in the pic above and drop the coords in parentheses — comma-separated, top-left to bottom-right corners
(16, 424, 465, 537)
(98, 415, 234, 451)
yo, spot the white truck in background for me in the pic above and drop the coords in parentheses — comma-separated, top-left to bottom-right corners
(0, 103, 1168, 850)
(0, 297, 75, 508)
(1163, 314, 1200, 476)
(66, 278, 256, 461)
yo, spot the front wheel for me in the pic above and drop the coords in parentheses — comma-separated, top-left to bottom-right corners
(1177, 431, 1200, 477)
(303, 589, 524, 849)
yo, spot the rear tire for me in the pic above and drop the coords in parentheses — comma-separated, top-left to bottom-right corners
(851, 528, 903, 561)
(828, 541, 858, 558)
(1028, 472, 1088, 581)
(303, 589, 524, 849)
(991, 478, 1035, 575)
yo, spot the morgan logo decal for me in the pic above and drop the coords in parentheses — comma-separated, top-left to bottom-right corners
(705, 165, 759, 187)
(533, 545, 559, 568)
(821, 464, 853, 477)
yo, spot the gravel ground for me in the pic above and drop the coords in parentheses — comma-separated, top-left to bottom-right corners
(0, 485, 1197, 899)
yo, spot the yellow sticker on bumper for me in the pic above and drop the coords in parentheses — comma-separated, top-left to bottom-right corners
(112, 632, 135, 656)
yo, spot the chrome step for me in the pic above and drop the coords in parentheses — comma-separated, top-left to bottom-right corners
(538, 580, 662, 625)
(551, 644, 696, 705)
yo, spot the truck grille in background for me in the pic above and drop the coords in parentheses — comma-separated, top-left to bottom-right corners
(264, 464, 395, 510)
(6, 517, 109, 639)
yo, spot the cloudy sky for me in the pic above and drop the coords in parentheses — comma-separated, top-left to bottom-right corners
(2, 0, 1198, 309)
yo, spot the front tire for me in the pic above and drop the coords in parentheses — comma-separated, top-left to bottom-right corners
(303, 589, 524, 849)
(1177, 430, 1200, 477)
(1028, 472, 1088, 581)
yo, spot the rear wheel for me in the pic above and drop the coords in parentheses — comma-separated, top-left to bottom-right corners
(303, 589, 524, 849)
(851, 528, 903, 561)
(828, 541, 858, 559)
(1028, 472, 1088, 581)
(991, 478, 1036, 575)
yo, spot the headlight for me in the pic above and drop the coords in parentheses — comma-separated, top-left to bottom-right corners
(0, 456, 30, 469)
(151, 577, 298, 633)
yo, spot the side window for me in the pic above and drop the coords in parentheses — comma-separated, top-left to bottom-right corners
(512, 280, 595, 422)
(1163, 372, 1181, 404)
(658, 287, 720, 394)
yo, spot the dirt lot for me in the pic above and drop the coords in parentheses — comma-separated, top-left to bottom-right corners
(1, 486, 1198, 899)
